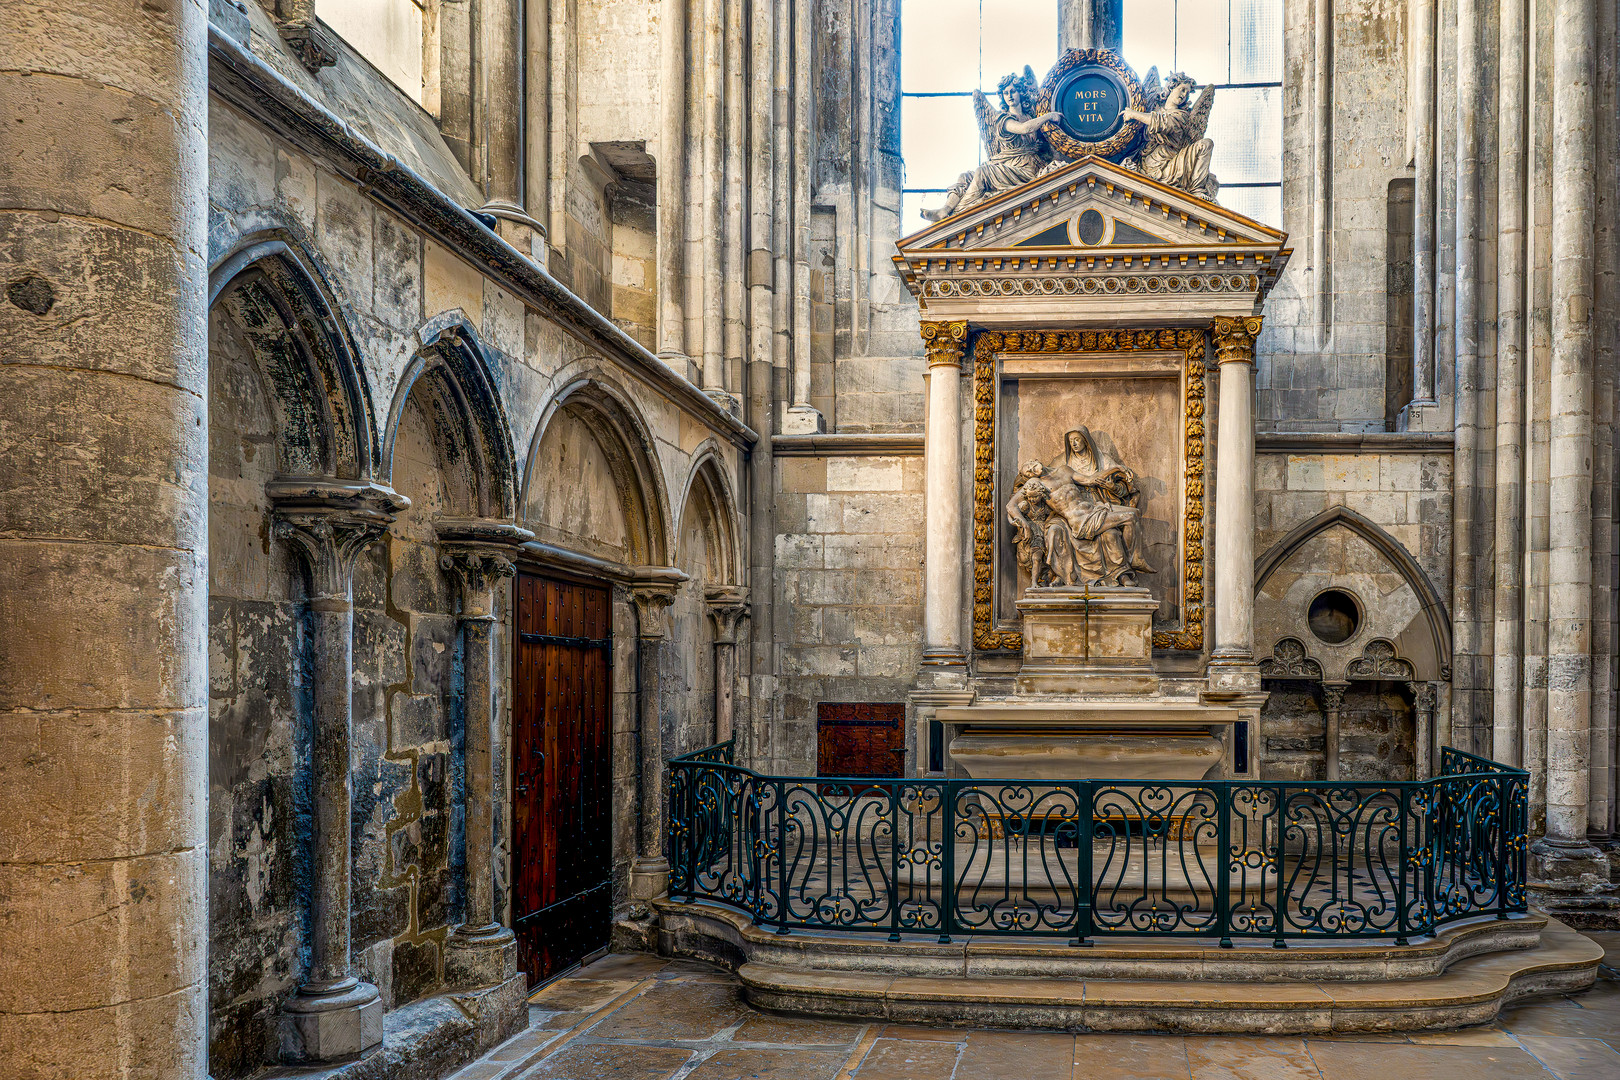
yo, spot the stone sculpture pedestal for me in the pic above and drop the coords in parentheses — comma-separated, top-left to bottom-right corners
(1015, 586, 1161, 696)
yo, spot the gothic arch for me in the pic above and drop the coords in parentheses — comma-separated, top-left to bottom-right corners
(522, 373, 673, 567)
(675, 443, 742, 586)
(1254, 504, 1452, 680)
(208, 232, 380, 478)
(383, 317, 520, 520)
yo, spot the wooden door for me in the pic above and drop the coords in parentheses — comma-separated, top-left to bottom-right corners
(512, 574, 613, 987)
(816, 702, 906, 777)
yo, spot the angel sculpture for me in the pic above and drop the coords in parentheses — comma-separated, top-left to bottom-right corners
(919, 67, 1063, 223)
(1122, 69, 1219, 201)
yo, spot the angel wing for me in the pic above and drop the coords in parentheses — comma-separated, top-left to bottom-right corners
(972, 88, 1000, 153)
(1189, 84, 1217, 141)
(1139, 66, 1164, 111)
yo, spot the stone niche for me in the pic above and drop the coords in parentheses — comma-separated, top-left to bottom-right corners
(895, 153, 1292, 782)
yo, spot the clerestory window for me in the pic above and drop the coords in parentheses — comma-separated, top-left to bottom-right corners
(898, 0, 1283, 236)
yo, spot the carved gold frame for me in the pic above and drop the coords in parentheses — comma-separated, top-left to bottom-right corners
(1037, 48, 1147, 162)
(971, 327, 1207, 653)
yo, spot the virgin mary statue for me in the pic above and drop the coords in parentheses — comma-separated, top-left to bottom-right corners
(1043, 427, 1155, 583)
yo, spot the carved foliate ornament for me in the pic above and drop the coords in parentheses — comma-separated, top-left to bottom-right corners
(1211, 315, 1264, 364)
(630, 584, 678, 640)
(1259, 637, 1324, 679)
(920, 320, 971, 367)
(704, 585, 749, 645)
(971, 326, 1206, 652)
(1346, 639, 1416, 681)
(275, 514, 391, 600)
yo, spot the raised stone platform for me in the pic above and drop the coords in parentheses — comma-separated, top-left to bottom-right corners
(655, 900, 1601, 1034)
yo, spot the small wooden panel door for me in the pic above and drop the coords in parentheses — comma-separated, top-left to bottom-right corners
(816, 702, 906, 777)
(512, 573, 613, 987)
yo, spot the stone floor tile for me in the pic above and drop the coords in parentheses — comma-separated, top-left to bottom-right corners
(851, 1038, 962, 1080)
(1499, 995, 1620, 1038)
(731, 1012, 867, 1047)
(1514, 1036, 1620, 1080)
(1403, 1026, 1521, 1047)
(515, 1042, 692, 1079)
(1070, 1033, 1192, 1079)
(1584, 931, 1620, 970)
(577, 953, 672, 980)
(1184, 1036, 1321, 1080)
(533, 1010, 589, 1030)
(955, 1031, 1073, 1080)
(1304, 1041, 1556, 1080)
(529, 977, 641, 1012)
(684, 1047, 849, 1080)
(589, 980, 753, 1041)
(656, 959, 735, 980)
(876, 1024, 969, 1042)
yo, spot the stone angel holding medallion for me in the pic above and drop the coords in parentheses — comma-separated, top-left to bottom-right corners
(1122, 69, 1219, 201)
(920, 66, 1064, 223)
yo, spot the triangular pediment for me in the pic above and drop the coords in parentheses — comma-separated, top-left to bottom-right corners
(892, 156, 1292, 326)
(897, 156, 1284, 256)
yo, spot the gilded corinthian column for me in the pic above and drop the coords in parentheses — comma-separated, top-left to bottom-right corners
(1207, 317, 1264, 695)
(920, 321, 971, 670)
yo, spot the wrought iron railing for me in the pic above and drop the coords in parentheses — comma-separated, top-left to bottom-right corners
(667, 742, 1527, 945)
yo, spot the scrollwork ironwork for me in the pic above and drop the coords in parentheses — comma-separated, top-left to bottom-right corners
(667, 743, 1529, 944)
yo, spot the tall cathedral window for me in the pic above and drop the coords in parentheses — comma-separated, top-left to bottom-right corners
(898, 1, 1282, 235)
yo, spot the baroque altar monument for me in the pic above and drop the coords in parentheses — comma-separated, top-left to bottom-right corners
(896, 47, 1292, 784)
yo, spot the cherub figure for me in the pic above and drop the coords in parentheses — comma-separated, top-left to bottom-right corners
(1122, 69, 1218, 201)
(920, 67, 1063, 223)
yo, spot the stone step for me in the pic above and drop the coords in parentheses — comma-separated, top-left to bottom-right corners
(657, 899, 1550, 983)
(732, 919, 1602, 1034)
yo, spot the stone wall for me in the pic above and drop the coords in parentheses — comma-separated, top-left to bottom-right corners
(771, 454, 926, 772)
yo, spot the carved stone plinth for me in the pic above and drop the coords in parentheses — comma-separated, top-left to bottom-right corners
(445, 925, 520, 989)
(1014, 586, 1161, 695)
(279, 980, 384, 1064)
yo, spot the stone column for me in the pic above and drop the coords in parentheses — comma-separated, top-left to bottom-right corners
(271, 481, 407, 1062)
(920, 321, 970, 673)
(1207, 317, 1264, 696)
(629, 581, 678, 903)
(0, 1, 207, 1074)
(706, 585, 749, 744)
(1533, 0, 1611, 893)
(472, 0, 543, 235)
(656, 0, 688, 366)
(1059, 0, 1122, 53)
(438, 520, 532, 989)
(1412, 681, 1439, 779)
(1321, 682, 1348, 782)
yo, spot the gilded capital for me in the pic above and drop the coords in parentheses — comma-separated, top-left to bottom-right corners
(920, 320, 971, 368)
(1211, 315, 1264, 365)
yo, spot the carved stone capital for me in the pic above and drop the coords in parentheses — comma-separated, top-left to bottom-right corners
(1319, 681, 1348, 712)
(629, 582, 679, 640)
(920, 320, 971, 368)
(1412, 681, 1439, 712)
(269, 479, 409, 600)
(1211, 315, 1264, 365)
(704, 585, 749, 644)
(435, 518, 533, 618)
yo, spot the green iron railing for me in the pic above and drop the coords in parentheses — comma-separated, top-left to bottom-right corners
(667, 744, 1527, 945)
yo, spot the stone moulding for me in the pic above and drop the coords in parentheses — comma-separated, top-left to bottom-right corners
(971, 326, 1206, 653)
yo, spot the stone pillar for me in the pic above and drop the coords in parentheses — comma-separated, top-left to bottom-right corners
(706, 586, 749, 744)
(472, 0, 543, 238)
(629, 581, 678, 903)
(1206, 317, 1264, 696)
(0, 1, 207, 1074)
(271, 481, 407, 1062)
(1412, 681, 1439, 779)
(920, 320, 971, 674)
(656, 0, 688, 366)
(1532, 0, 1611, 897)
(1321, 682, 1348, 782)
(1059, 0, 1122, 53)
(438, 520, 532, 988)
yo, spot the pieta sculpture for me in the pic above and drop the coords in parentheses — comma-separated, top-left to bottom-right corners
(919, 67, 1063, 223)
(1122, 69, 1218, 201)
(1006, 427, 1155, 589)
